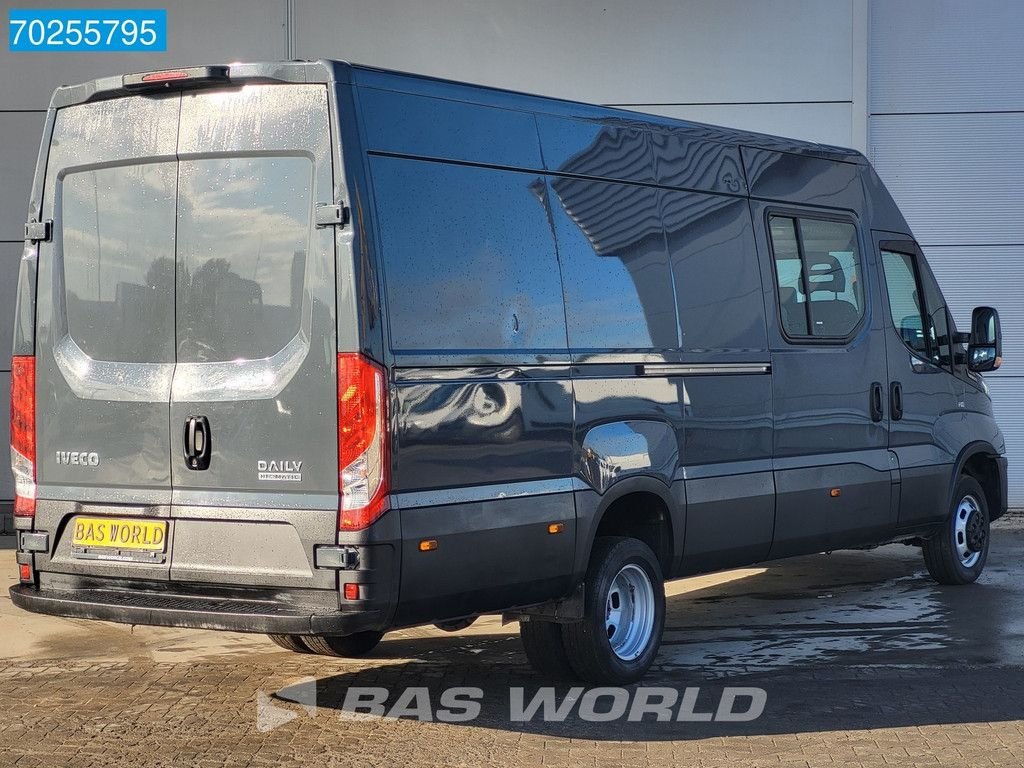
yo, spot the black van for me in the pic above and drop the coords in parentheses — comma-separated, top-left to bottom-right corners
(10, 60, 1007, 683)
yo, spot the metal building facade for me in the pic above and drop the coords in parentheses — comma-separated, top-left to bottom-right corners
(0, 0, 1019, 527)
(869, 0, 1024, 503)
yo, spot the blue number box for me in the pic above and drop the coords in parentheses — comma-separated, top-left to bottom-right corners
(9, 9, 167, 52)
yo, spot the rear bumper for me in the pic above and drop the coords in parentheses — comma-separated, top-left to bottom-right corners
(10, 582, 389, 635)
(14, 505, 402, 636)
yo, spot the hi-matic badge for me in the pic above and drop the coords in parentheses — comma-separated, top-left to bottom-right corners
(258, 460, 303, 482)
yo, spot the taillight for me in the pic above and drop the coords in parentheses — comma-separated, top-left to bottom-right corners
(10, 356, 36, 519)
(337, 354, 389, 530)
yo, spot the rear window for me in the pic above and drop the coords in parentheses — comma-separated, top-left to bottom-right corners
(61, 163, 177, 363)
(175, 156, 313, 362)
(59, 156, 313, 365)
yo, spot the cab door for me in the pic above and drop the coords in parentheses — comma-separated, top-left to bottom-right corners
(875, 237, 965, 529)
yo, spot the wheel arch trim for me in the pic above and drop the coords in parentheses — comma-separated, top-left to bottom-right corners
(573, 474, 683, 583)
(951, 440, 1007, 520)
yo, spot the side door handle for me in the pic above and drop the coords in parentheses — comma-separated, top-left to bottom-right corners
(870, 382, 884, 422)
(890, 382, 904, 421)
(183, 416, 212, 470)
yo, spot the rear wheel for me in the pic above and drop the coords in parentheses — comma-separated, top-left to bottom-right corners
(923, 475, 990, 585)
(519, 619, 577, 680)
(434, 616, 478, 632)
(303, 631, 385, 657)
(267, 634, 313, 654)
(561, 537, 665, 684)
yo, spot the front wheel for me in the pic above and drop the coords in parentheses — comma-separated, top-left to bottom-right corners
(923, 475, 990, 585)
(267, 634, 313, 654)
(561, 537, 665, 684)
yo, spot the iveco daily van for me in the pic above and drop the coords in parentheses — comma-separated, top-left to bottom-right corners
(10, 61, 1007, 683)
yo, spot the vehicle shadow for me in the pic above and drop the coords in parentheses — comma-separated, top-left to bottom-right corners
(299, 537, 1024, 740)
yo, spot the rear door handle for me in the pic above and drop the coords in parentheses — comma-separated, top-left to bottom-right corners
(890, 382, 904, 421)
(870, 381, 884, 422)
(183, 415, 212, 470)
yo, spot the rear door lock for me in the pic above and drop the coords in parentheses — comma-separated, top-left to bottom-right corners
(183, 415, 212, 470)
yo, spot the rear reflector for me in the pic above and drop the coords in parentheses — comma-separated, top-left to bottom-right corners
(10, 356, 36, 519)
(337, 354, 389, 531)
(343, 582, 360, 601)
(19, 563, 32, 583)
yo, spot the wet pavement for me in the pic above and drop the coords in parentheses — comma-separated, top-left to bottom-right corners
(2, 519, 1024, 766)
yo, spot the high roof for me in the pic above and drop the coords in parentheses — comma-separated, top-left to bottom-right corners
(346, 61, 866, 165)
(50, 58, 864, 165)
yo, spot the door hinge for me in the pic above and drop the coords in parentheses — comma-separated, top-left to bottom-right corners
(25, 219, 52, 243)
(315, 203, 349, 228)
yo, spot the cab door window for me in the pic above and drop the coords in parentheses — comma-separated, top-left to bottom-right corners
(880, 247, 954, 369)
(918, 259, 954, 370)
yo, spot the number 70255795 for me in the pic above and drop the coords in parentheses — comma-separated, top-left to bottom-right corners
(8, 9, 167, 52)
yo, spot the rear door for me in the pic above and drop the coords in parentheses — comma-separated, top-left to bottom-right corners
(34, 93, 181, 580)
(167, 85, 339, 588)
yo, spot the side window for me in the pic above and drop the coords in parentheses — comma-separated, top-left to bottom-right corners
(664, 191, 768, 353)
(370, 156, 567, 353)
(769, 217, 806, 337)
(769, 216, 865, 339)
(880, 248, 953, 369)
(549, 177, 676, 350)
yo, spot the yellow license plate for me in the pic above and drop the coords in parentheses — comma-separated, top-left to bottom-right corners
(72, 517, 167, 551)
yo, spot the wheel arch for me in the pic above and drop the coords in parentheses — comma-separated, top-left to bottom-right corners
(952, 441, 1007, 521)
(574, 475, 683, 581)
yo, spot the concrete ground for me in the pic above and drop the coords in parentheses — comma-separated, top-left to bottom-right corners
(2, 520, 1024, 767)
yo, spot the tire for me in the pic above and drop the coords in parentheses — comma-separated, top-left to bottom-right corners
(267, 634, 313, 654)
(303, 631, 385, 657)
(519, 619, 578, 680)
(923, 475, 990, 585)
(434, 616, 478, 632)
(561, 536, 665, 684)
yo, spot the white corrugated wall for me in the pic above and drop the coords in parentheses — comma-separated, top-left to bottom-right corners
(869, 0, 1024, 506)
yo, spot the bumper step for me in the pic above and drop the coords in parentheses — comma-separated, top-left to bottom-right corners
(9, 584, 373, 635)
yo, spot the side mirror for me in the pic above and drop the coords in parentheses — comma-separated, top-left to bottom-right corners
(968, 306, 1002, 373)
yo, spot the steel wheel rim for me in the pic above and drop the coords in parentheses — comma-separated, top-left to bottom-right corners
(953, 494, 985, 569)
(605, 563, 655, 661)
